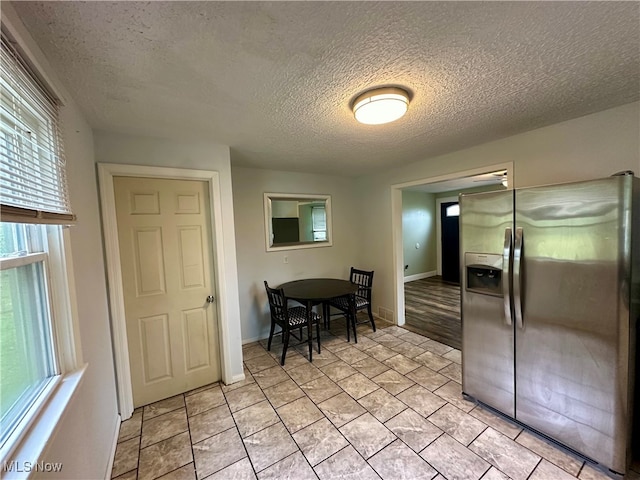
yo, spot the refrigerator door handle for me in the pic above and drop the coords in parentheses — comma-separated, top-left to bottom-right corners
(502, 228, 513, 326)
(513, 227, 524, 329)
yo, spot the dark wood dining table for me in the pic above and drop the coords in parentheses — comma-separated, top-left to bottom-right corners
(278, 278, 359, 361)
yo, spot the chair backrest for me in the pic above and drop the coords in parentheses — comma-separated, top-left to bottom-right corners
(264, 281, 288, 320)
(350, 267, 374, 300)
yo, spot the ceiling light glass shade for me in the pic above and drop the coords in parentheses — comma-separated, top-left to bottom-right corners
(352, 87, 410, 125)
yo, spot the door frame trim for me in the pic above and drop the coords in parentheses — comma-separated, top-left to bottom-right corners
(436, 196, 459, 276)
(391, 162, 512, 326)
(98, 163, 234, 419)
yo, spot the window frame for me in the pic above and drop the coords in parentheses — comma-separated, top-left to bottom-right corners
(0, 20, 83, 466)
(0, 248, 58, 439)
(445, 204, 460, 217)
(0, 224, 82, 464)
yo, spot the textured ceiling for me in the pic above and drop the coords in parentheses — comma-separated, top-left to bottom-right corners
(11, 1, 640, 177)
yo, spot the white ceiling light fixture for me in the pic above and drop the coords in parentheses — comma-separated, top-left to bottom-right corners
(352, 87, 410, 125)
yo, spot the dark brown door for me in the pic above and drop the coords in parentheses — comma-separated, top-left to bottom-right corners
(441, 201, 460, 284)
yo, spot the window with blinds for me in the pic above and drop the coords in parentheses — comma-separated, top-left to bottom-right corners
(0, 34, 74, 224)
(0, 31, 74, 457)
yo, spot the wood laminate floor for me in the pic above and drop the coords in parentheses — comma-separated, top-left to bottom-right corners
(404, 276, 461, 350)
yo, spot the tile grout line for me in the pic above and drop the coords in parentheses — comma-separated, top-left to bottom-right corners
(141, 390, 216, 480)
(251, 344, 374, 475)
(233, 349, 327, 476)
(477, 463, 494, 480)
(524, 457, 544, 480)
(183, 392, 198, 480)
(217, 384, 261, 478)
(291, 328, 526, 479)
(294, 334, 419, 475)
(117, 323, 599, 480)
(253, 332, 394, 476)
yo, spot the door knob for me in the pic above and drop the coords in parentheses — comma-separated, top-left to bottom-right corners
(206, 295, 215, 303)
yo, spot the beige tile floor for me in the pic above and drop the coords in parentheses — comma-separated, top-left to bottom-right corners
(111, 321, 640, 480)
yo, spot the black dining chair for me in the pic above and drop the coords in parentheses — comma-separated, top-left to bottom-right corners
(264, 281, 321, 365)
(328, 267, 376, 332)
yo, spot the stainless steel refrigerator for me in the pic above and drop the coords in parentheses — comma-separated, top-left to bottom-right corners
(460, 174, 639, 475)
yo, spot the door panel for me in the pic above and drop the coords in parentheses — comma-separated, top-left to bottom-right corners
(115, 176, 220, 407)
(133, 227, 166, 296)
(130, 191, 160, 214)
(139, 314, 172, 383)
(514, 177, 630, 472)
(176, 192, 201, 214)
(178, 226, 205, 288)
(183, 308, 211, 371)
(460, 190, 514, 417)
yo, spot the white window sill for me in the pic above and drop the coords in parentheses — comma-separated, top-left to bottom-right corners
(1, 365, 87, 479)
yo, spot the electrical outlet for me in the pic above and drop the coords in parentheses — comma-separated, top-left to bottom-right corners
(283, 256, 289, 264)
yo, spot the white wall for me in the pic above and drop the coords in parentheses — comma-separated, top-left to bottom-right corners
(232, 167, 362, 342)
(93, 131, 244, 382)
(402, 190, 436, 277)
(357, 101, 640, 321)
(38, 90, 119, 480)
(2, 5, 120, 479)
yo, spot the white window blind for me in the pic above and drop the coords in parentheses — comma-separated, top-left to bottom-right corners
(0, 34, 74, 224)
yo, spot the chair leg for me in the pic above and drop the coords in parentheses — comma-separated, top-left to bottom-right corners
(306, 301, 313, 362)
(350, 298, 358, 344)
(281, 330, 290, 366)
(351, 311, 358, 343)
(345, 309, 351, 343)
(324, 302, 331, 329)
(346, 295, 355, 342)
(367, 304, 376, 332)
(267, 321, 275, 351)
(316, 319, 321, 354)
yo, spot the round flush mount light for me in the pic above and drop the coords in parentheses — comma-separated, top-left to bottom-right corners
(352, 87, 410, 125)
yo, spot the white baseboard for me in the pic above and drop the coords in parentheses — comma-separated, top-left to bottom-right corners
(376, 307, 395, 324)
(104, 414, 121, 480)
(229, 373, 246, 384)
(241, 310, 393, 347)
(403, 270, 437, 283)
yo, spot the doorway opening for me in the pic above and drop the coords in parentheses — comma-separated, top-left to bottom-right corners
(391, 163, 512, 349)
(440, 200, 460, 284)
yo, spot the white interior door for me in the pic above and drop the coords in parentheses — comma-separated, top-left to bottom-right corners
(114, 176, 220, 407)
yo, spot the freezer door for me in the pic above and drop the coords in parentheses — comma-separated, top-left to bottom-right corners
(460, 190, 515, 417)
(514, 176, 634, 473)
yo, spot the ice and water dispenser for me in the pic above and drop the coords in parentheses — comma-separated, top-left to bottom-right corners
(464, 253, 503, 296)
